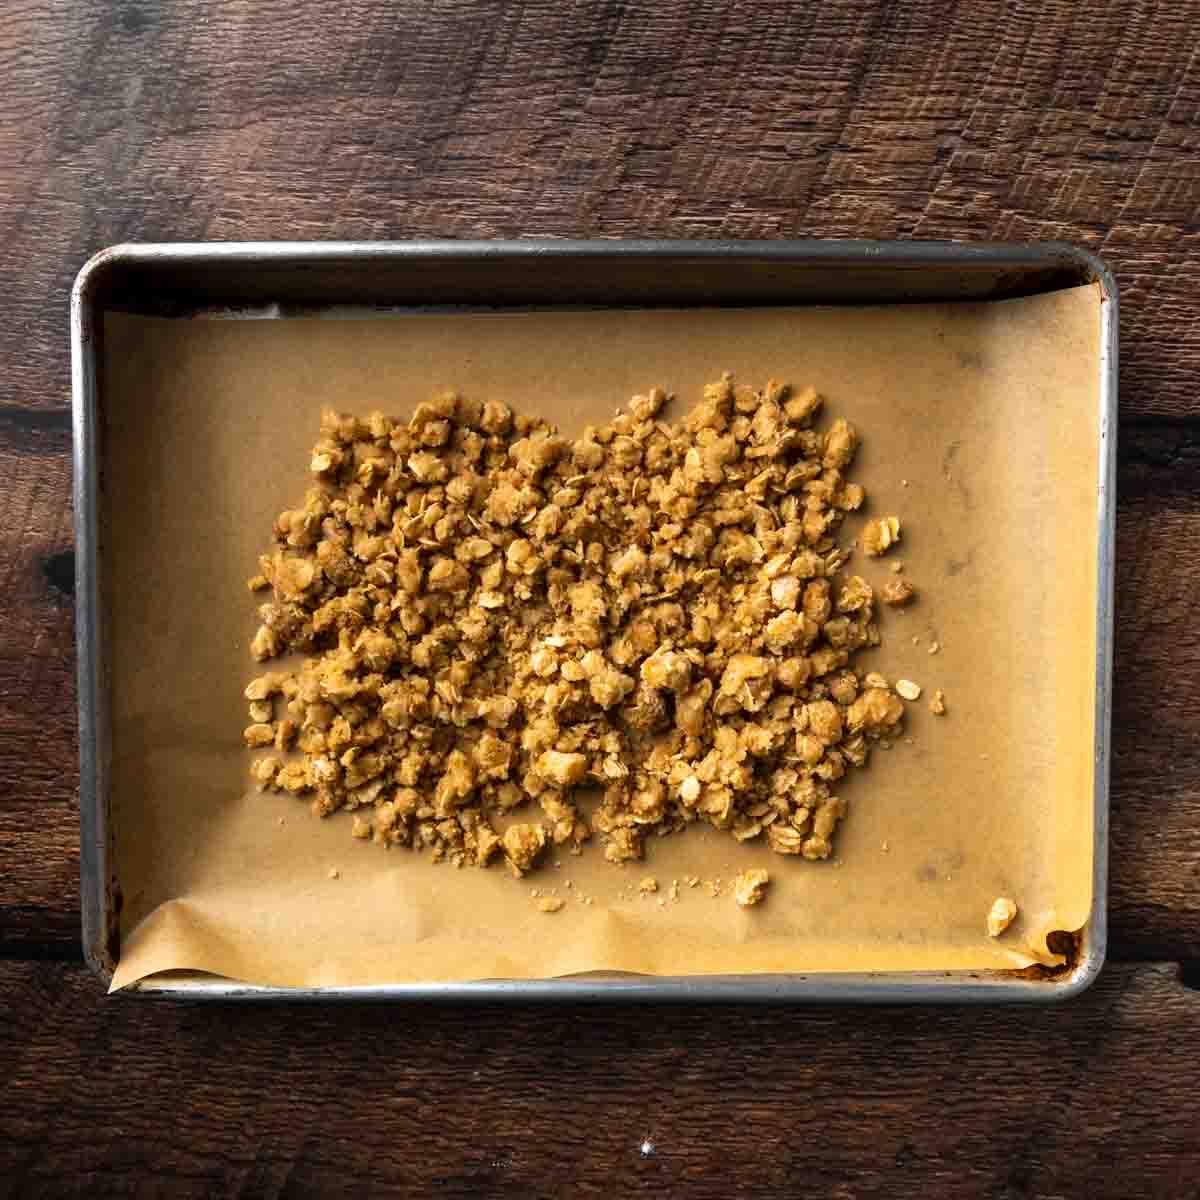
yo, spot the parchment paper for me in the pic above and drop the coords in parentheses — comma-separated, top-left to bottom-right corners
(102, 286, 1101, 990)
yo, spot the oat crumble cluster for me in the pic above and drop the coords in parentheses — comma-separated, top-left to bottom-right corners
(242, 375, 915, 880)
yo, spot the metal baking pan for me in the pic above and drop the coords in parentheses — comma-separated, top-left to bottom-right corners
(72, 240, 1116, 1001)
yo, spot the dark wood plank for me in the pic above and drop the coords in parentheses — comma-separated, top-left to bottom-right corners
(1109, 432, 1200, 958)
(0, 959, 1197, 1197)
(0, 418, 77, 957)
(1, 419, 1198, 960)
(1, 0, 1199, 423)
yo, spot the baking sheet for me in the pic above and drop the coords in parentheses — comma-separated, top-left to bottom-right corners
(103, 287, 1101, 990)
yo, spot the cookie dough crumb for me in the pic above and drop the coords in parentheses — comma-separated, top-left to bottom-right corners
(537, 750, 588, 787)
(686, 876, 700, 889)
(503, 824, 548, 877)
(243, 675, 279, 702)
(538, 896, 565, 914)
(250, 756, 280, 792)
(930, 689, 947, 715)
(669, 881, 680, 901)
(862, 516, 901, 556)
(734, 868, 770, 908)
(639, 877, 659, 894)
(882, 577, 917, 606)
(928, 641, 941, 655)
(243, 723, 274, 748)
(328, 867, 340, 879)
(895, 679, 922, 701)
(890, 560, 904, 574)
(987, 897, 1017, 937)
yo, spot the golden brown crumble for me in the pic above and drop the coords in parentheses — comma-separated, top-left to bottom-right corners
(930, 689, 947, 715)
(733, 868, 770, 907)
(861, 516, 900, 557)
(881, 577, 916, 607)
(987, 896, 1017, 937)
(243, 376, 915, 876)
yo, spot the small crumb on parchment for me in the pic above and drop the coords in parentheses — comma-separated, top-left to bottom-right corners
(882, 577, 917, 606)
(639, 877, 659, 894)
(930, 689, 947, 715)
(987, 897, 1017, 937)
(862, 516, 901, 556)
(537, 896, 564, 914)
(895, 679, 922, 701)
(733, 868, 770, 908)
(328, 867, 340, 880)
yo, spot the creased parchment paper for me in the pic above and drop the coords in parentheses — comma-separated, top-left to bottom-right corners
(103, 286, 1100, 990)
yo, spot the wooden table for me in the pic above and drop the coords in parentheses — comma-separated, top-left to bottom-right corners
(3, 2, 1198, 1194)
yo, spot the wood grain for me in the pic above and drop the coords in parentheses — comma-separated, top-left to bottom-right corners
(1, 0, 1199, 423)
(0, 412, 77, 958)
(1, 960, 1198, 1198)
